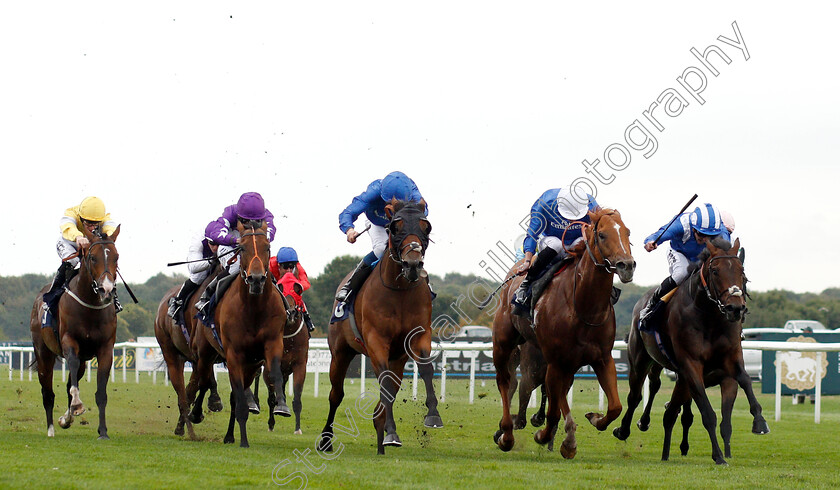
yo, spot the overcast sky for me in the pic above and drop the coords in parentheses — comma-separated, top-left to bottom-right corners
(2, 2, 838, 294)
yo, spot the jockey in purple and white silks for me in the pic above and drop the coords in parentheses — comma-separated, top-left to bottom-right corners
(195, 192, 276, 314)
(335, 171, 426, 303)
(638, 202, 732, 324)
(512, 187, 599, 313)
(166, 222, 221, 324)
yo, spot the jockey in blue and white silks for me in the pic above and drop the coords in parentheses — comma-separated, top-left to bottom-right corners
(638, 202, 732, 324)
(512, 188, 599, 312)
(335, 171, 426, 303)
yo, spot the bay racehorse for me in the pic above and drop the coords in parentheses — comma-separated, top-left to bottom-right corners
(200, 220, 292, 448)
(613, 238, 768, 465)
(153, 269, 223, 438)
(508, 341, 548, 430)
(493, 208, 635, 457)
(29, 225, 121, 439)
(319, 200, 439, 455)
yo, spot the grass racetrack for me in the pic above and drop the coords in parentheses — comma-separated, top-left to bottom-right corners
(2, 370, 839, 489)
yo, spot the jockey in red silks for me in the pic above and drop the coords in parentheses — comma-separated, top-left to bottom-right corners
(270, 247, 315, 332)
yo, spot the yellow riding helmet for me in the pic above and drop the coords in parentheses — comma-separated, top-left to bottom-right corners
(79, 196, 107, 222)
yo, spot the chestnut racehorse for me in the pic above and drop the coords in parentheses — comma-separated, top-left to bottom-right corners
(493, 209, 635, 457)
(200, 220, 291, 448)
(319, 200, 438, 455)
(154, 268, 224, 438)
(30, 225, 121, 439)
(614, 238, 768, 465)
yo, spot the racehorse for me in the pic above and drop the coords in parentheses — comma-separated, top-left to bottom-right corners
(613, 238, 768, 465)
(153, 269, 224, 438)
(29, 225, 121, 439)
(492, 208, 635, 457)
(251, 279, 310, 434)
(318, 200, 438, 455)
(200, 220, 292, 448)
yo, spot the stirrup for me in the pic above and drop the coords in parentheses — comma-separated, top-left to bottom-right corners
(167, 297, 181, 319)
(335, 286, 352, 303)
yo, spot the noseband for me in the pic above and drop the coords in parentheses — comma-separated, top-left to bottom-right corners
(238, 229, 269, 280)
(699, 254, 748, 320)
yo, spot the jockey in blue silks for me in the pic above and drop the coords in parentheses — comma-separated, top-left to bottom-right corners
(336, 171, 426, 303)
(638, 202, 732, 324)
(512, 187, 599, 312)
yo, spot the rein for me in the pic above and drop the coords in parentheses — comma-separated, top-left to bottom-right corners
(238, 229, 268, 279)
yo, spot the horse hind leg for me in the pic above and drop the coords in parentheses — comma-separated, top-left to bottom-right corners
(60, 351, 85, 429)
(535, 364, 576, 459)
(638, 367, 662, 432)
(680, 400, 694, 456)
(531, 384, 547, 428)
(292, 361, 306, 434)
(94, 347, 114, 440)
(379, 359, 407, 451)
(492, 326, 518, 452)
(36, 350, 57, 437)
(319, 345, 354, 453)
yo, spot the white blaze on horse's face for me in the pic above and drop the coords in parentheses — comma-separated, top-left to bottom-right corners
(613, 222, 629, 255)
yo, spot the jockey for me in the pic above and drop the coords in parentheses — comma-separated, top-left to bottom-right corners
(335, 171, 426, 303)
(166, 222, 221, 325)
(512, 187, 599, 313)
(638, 203, 732, 324)
(195, 192, 276, 314)
(269, 246, 315, 332)
(43, 196, 122, 320)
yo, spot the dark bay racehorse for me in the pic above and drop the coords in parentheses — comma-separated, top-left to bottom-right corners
(319, 200, 439, 455)
(200, 220, 291, 448)
(613, 238, 768, 465)
(493, 209, 635, 457)
(252, 282, 310, 434)
(154, 270, 223, 438)
(29, 225, 121, 439)
(508, 341, 547, 430)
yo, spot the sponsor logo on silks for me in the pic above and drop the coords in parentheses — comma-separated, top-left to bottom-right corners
(775, 336, 829, 391)
(334, 302, 345, 318)
(218, 228, 229, 239)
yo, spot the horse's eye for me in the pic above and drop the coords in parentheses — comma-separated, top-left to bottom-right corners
(711, 269, 718, 276)
(598, 232, 606, 240)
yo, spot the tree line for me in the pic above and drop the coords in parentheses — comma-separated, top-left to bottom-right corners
(1, 256, 838, 342)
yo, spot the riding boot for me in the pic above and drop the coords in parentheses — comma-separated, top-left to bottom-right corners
(303, 311, 315, 332)
(335, 259, 374, 303)
(513, 248, 559, 307)
(43, 261, 73, 307)
(195, 270, 230, 314)
(639, 276, 677, 324)
(168, 279, 200, 320)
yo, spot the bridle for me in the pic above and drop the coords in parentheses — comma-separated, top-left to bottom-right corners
(699, 253, 749, 320)
(381, 208, 431, 291)
(237, 229, 269, 281)
(83, 237, 117, 300)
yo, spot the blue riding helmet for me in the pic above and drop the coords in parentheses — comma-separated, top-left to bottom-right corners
(689, 203, 724, 236)
(276, 247, 298, 263)
(380, 171, 413, 201)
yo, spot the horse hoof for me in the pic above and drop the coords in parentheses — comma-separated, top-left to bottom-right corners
(248, 404, 261, 415)
(273, 405, 291, 417)
(585, 412, 604, 429)
(188, 412, 204, 425)
(224, 436, 235, 444)
(383, 433, 402, 447)
(560, 442, 577, 460)
(613, 426, 629, 441)
(208, 395, 223, 412)
(72, 406, 86, 417)
(493, 430, 502, 444)
(424, 415, 443, 428)
(496, 432, 514, 452)
(98, 434, 110, 441)
(513, 417, 526, 430)
(47, 426, 55, 437)
(240, 441, 250, 448)
(174, 426, 185, 437)
(715, 458, 729, 466)
(294, 429, 303, 435)
(530, 413, 545, 428)
(752, 420, 770, 435)
(637, 420, 650, 432)
(58, 416, 72, 429)
(318, 434, 334, 453)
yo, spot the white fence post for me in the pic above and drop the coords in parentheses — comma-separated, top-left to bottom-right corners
(360, 355, 366, 394)
(775, 351, 782, 422)
(313, 356, 320, 398)
(122, 346, 127, 383)
(412, 362, 418, 401)
(440, 351, 447, 403)
(469, 353, 476, 404)
(815, 351, 822, 424)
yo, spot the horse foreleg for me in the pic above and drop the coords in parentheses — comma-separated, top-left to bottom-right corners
(318, 346, 354, 453)
(682, 365, 727, 465)
(719, 378, 737, 458)
(59, 346, 84, 429)
(375, 357, 406, 453)
(514, 367, 534, 431)
(679, 399, 694, 456)
(532, 384, 547, 428)
(168, 356, 193, 438)
(662, 380, 689, 461)
(613, 335, 653, 441)
(586, 356, 622, 431)
(536, 363, 575, 458)
(226, 362, 251, 448)
(292, 360, 306, 434)
(266, 348, 290, 418)
(94, 346, 113, 440)
(417, 352, 442, 429)
(207, 369, 223, 412)
(734, 366, 769, 436)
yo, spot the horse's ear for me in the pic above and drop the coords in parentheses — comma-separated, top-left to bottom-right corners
(385, 202, 396, 219)
(109, 224, 121, 242)
(82, 224, 97, 242)
(417, 198, 428, 213)
(738, 246, 746, 264)
(732, 237, 740, 254)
